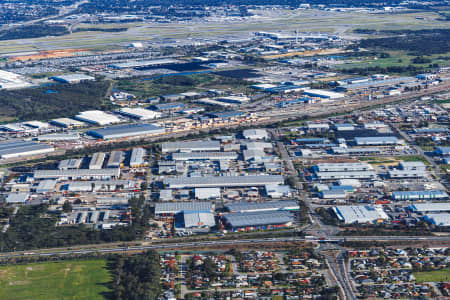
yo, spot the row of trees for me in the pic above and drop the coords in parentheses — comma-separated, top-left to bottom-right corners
(113, 250, 161, 300)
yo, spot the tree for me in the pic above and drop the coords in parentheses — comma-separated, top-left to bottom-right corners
(62, 200, 72, 213)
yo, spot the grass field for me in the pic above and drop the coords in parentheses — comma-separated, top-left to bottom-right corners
(413, 269, 450, 283)
(0, 259, 112, 300)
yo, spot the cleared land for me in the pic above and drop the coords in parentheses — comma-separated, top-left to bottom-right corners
(0, 259, 112, 300)
(413, 269, 450, 283)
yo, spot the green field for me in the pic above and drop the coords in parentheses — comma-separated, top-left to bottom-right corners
(413, 269, 450, 283)
(0, 259, 112, 300)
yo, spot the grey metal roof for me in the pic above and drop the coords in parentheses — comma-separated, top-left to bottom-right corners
(226, 200, 299, 212)
(164, 175, 284, 188)
(223, 211, 293, 228)
(130, 148, 145, 166)
(355, 136, 399, 145)
(162, 140, 220, 153)
(392, 190, 448, 199)
(34, 168, 120, 179)
(183, 212, 215, 228)
(155, 202, 212, 214)
(87, 124, 165, 140)
(172, 151, 237, 161)
(316, 163, 372, 172)
(5, 193, 29, 204)
(0, 141, 53, 158)
(408, 203, 450, 213)
(334, 205, 388, 224)
(36, 179, 57, 192)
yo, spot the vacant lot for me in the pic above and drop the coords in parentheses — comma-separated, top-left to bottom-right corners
(0, 259, 112, 300)
(413, 269, 450, 283)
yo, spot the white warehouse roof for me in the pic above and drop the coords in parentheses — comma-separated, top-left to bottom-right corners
(164, 175, 284, 189)
(75, 110, 122, 125)
(334, 205, 388, 224)
(118, 108, 161, 120)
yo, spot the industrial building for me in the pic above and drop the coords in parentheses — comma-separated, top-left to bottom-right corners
(333, 205, 389, 224)
(163, 175, 284, 189)
(87, 123, 165, 140)
(50, 118, 85, 128)
(175, 211, 215, 232)
(392, 190, 448, 201)
(162, 140, 220, 153)
(315, 171, 378, 180)
(320, 189, 347, 199)
(35, 179, 57, 193)
(37, 133, 80, 142)
(222, 210, 294, 231)
(58, 158, 82, 170)
(331, 147, 381, 155)
(0, 141, 54, 159)
(388, 170, 426, 178)
(435, 147, 450, 156)
(51, 74, 95, 84)
(242, 129, 269, 140)
(130, 148, 146, 167)
(89, 152, 106, 170)
(226, 200, 299, 213)
(107, 151, 124, 168)
(354, 136, 400, 146)
(316, 163, 372, 172)
(75, 110, 122, 125)
(302, 89, 344, 99)
(118, 108, 161, 120)
(0, 70, 32, 89)
(154, 202, 213, 215)
(264, 184, 292, 198)
(67, 180, 136, 192)
(407, 203, 450, 214)
(423, 214, 450, 227)
(194, 188, 221, 200)
(5, 193, 29, 204)
(171, 152, 238, 161)
(398, 161, 427, 171)
(34, 168, 120, 180)
(109, 58, 178, 69)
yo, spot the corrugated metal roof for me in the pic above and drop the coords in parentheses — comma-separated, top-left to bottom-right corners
(164, 175, 284, 188)
(226, 200, 299, 212)
(155, 202, 212, 214)
(223, 211, 293, 227)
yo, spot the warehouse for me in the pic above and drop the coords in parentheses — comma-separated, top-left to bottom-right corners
(242, 129, 268, 140)
(354, 136, 400, 146)
(320, 189, 347, 199)
(67, 180, 135, 192)
(0, 141, 54, 159)
(423, 214, 450, 227)
(50, 118, 85, 128)
(87, 123, 165, 140)
(51, 74, 95, 84)
(5, 193, 29, 204)
(154, 202, 213, 215)
(315, 163, 373, 172)
(118, 107, 161, 120)
(175, 211, 215, 232)
(315, 171, 377, 180)
(130, 148, 146, 167)
(163, 175, 284, 189)
(109, 58, 178, 69)
(0, 70, 32, 89)
(226, 200, 299, 213)
(195, 188, 221, 200)
(35, 179, 57, 193)
(222, 211, 294, 231)
(331, 147, 381, 155)
(264, 184, 292, 198)
(435, 147, 450, 156)
(89, 152, 106, 169)
(152, 102, 185, 111)
(171, 152, 238, 161)
(58, 158, 82, 170)
(37, 133, 80, 142)
(216, 96, 250, 104)
(388, 170, 427, 178)
(398, 161, 426, 171)
(392, 190, 448, 201)
(407, 203, 450, 214)
(333, 205, 389, 224)
(206, 111, 244, 120)
(34, 168, 120, 180)
(107, 151, 124, 168)
(302, 89, 344, 99)
(162, 140, 220, 153)
(75, 110, 121, 125)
